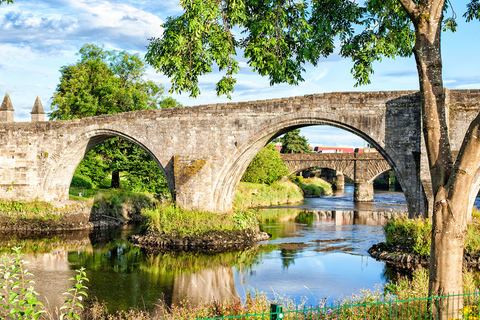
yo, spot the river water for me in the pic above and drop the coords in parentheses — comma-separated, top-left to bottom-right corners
(0, 186, 408, 314)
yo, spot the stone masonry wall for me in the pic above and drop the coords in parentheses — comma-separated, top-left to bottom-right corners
(0, 90, 477, 216)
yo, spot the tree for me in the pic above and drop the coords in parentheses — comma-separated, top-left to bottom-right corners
(0, 0, 13, 4)
(279, 129, 312, 154)
(50, 44, 180, 194)
(145, 0, 480, 308)
(241, 143, 289, 184)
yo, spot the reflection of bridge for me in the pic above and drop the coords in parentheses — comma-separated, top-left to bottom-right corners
(281, 153, 391, 202)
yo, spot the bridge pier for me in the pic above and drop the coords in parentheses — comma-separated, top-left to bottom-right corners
(173, 155, 216, 212)
(335, 172, 345, 191)
(353, 180, 374, 202)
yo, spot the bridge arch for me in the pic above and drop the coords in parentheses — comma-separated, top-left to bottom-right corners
(214, 114, 417, 213)
(41, 128, 173, 201)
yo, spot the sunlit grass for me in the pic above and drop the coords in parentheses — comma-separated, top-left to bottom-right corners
(143, 204, 260, 237)
(234, 180, 304, 210)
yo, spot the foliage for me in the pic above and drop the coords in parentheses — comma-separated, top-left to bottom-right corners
(241, 144, 289, 184)
(60, 268, 88, 320)
(0, 248, 89, 320)
(385, 267, 480, 299)
(50, 44, 179, 194)
(142, 204, 259, 237)
(290, 176, 332, 197)
(70, 174, 93, 189)
(384, 214, 480, 256)
(0, 201, 65, 222)
(92, 189, 157, 220)
(121, 148, 170, 196)
(234, 180, 303, 210)
(0, 0, 13, 4)
(0, 247, 44, 319)
(279, 129, 312, 154)
(383, 217, 431, 255)
(71, 152, 108, 188)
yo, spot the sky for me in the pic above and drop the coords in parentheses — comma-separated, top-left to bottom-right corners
(1, 0, 479, 147)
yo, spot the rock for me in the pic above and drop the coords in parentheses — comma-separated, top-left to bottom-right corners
(128, 229, 271, 254)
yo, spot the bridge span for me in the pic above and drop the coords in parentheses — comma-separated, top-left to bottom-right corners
(1, 89, 480, 217)
(281, 153, 390, 202)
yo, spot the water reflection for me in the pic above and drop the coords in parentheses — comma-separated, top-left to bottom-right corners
(0, 189, 411, 313)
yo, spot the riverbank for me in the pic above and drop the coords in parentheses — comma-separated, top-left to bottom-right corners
(368, 215, 480, 268)
(0, 188, 158, 232)
(233, 180, 304, 210)
(233, 177, 332, 210)
(291, 176, 333, 197)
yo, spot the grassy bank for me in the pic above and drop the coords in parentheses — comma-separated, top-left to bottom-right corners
(142, 204, 259, 236)
(233, 179, 304, 210)
(291, 176, 333, 197)
(382, 207, 480, 256)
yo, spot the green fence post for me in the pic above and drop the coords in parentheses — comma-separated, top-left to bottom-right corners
(270, 304, 284, 320)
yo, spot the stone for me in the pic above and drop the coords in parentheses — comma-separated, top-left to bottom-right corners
(0, 90, 478, 216)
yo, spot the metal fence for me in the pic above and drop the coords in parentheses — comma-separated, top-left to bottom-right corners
(202, 292, 480, 320)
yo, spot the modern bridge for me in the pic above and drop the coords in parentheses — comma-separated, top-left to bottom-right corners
(1, 89, 480, 218)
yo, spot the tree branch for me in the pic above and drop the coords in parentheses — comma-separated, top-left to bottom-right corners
(397, 0, 417, 19)
(449, 112, 480, 208)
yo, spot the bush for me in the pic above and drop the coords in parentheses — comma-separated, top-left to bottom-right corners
(385, 210, 480, 256)
(383, 217, 431, 255)
(70, 174, 93, 189)
(241, 144, 289, 185)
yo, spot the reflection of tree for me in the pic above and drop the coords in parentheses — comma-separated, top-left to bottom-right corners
(280, 248, 297, 269)
(382, 263, 414, 285)
(295, 211, 315, 226)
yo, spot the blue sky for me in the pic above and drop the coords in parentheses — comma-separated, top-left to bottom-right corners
(0, 0, 479, 147)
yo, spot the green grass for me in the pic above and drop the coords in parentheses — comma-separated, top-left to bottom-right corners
(290, 176, 333, 197)
(142, 204, 259, 237)
(384, 208, 480, 256)
(234, 179, 304, 210)
(69, 187, 102, 200)
(0, 200, 65, 221)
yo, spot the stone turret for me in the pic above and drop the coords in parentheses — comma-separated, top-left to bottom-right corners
(0, 92, 14, 123)
(31, 96, 45, 122)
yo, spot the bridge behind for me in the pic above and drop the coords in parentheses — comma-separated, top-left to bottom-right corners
(281, 152, 391, 202)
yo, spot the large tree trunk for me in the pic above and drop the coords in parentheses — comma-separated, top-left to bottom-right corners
(397, 0, 476, 317)
(111, 170, 120, 189)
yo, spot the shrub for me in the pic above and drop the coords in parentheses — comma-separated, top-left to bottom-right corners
(383, 217, 431, 255)
(70, 174, 93, 189)
(0, 247, 88, 320)
(241, 144, 289, 185)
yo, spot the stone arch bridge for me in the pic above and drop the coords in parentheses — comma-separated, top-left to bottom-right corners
(281, 153, 391, 202)
(1, 89, 479, 217)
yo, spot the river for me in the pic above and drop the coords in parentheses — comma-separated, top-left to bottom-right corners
(0, 186, 408, 314)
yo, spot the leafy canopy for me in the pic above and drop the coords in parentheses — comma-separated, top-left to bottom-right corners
(280, 129, 312, 154)
(50, 44, 179, 195)
(242, 144, 289, 184)
(145, 0, 472, 97)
